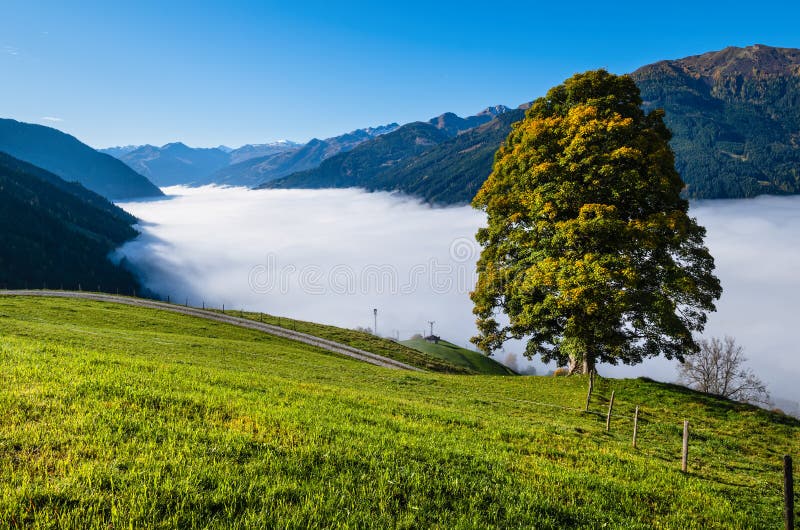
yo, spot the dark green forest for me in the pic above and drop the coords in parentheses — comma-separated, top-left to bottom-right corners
(632, 45, 800, 198)
(0, 152, 140, 292)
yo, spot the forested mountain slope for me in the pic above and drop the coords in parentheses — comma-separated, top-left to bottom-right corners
(0, 152, 140, 291)
(0, 119, 162, 200)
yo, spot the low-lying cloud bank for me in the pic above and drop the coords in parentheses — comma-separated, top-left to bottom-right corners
(117, 187, 800, 405)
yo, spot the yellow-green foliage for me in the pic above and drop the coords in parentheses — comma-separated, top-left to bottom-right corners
(0, 296, 797, 528)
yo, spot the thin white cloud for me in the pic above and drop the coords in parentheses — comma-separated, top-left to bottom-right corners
(3, 45, 19, 56)
(41, 116, 63, 123)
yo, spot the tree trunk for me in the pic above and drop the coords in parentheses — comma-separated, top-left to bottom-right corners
(568, 355, 596, 375)
(583, 356, 595, 376)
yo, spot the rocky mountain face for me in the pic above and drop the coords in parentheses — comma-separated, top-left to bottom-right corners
(631, 44, 800, 198)
(227, 141, 302, 165)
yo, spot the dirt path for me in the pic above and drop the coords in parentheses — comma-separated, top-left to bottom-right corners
(0, 290, 421, 371)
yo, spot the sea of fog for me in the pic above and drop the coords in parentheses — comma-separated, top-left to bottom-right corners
(116, 186, 800, 405)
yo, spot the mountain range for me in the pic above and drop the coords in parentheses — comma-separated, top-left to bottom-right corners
(0, 119, 163, 201)
(208, 123, 400, 187)
(0, 152, 140, 291)
(261, 106, 523, 200)
(7, 44, 795, 207)
(258, 44, 800, 204)
(3, 43, 798, 310)
(101, 126, 398, 187)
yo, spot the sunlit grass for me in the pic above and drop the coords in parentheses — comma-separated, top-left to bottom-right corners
(207, 307, 477, 374)
(0, 296, 797, 528)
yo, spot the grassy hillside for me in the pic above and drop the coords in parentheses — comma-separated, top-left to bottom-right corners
(211, 308, 476, 374)
(1, 296, 798, 528)
(401, 337, 516, 375)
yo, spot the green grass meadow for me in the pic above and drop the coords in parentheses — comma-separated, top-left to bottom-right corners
(209, 308, 473, 374)
(0, 296, 798, 528)
(399, 337, 516, 375)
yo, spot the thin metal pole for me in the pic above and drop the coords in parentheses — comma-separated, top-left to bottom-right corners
(633, 406, 639, 448)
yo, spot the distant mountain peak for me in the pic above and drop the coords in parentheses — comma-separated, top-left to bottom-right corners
(635, 44, 800, 81)
(427, 110, 495, 137)
(360, 123, 399, 137)
(478, 105, 511, 117)
(161, 142, 190, 150)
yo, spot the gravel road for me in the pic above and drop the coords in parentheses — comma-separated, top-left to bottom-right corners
(0, 290, 422, 371)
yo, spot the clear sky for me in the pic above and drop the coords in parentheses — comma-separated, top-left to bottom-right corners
(2, 0, 798, 148)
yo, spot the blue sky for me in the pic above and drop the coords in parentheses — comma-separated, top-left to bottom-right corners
(1, 0, 798, 148)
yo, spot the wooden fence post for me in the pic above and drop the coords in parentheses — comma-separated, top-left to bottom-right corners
(632, 405, 639, 448)
(681, 420, 689, 472)
(786, 455, 795, 530)
(585, 370, 594, 412)
(605, 390, 615, 432)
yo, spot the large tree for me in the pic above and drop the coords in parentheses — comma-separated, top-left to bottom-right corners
(471, 70, 722, 375)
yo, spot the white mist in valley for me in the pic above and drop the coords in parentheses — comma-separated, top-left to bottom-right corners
(117, 187, 800, 404)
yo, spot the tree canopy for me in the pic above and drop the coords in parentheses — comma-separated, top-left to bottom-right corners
(470, 70, 722, 374)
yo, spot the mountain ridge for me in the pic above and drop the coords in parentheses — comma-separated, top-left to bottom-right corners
(267, 45, 800, 204)
(0, 119, 163, 200)
(260, 107, 515, 193)
(631, 44, 800, 198)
